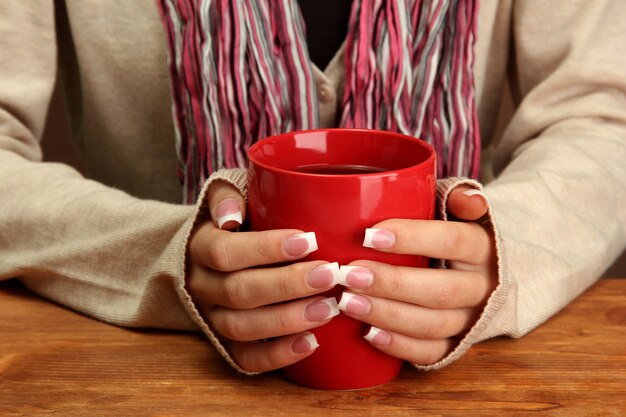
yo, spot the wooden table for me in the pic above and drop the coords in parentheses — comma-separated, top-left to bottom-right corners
(1, 279, 624, 416)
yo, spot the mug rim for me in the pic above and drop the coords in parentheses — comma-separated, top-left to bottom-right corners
(246, 128, 436, 178)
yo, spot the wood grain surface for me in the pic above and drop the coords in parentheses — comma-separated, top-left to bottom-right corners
(1, 279, 624, 416)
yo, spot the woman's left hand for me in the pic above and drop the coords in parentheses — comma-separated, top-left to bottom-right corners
(337, 185, 498, 365)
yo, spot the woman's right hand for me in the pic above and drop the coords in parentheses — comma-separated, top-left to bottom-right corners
(186, 180, 340, 373)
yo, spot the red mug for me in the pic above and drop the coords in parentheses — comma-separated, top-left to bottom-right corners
(246, 128, 436, 390)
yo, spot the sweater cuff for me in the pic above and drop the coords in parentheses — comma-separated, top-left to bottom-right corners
(173, 168, 256, 375)
(413, 177, 509, 371)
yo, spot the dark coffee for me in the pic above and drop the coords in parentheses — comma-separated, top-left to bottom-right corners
(295, 164, 387, 175)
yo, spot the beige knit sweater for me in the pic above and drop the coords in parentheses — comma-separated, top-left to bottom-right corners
(1, 0, 624, 374)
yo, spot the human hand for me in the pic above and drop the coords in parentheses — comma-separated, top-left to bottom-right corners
(186, 180, 341, 373)
(336, 186, 497, 365)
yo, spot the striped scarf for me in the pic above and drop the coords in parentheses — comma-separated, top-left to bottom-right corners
(158, 0, 480, 203)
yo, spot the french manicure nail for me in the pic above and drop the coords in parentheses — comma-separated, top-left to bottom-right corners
(283, 232, 318, 257)
(463, 188, 489, 203)
(363, 228, 395, 249)
(307, 262, 341, 289)
(216, 199, 243, 229)
(337, 292, 371, 315)
(291, 333, 319, 354)
(364, 326, 392, 346)
(304, 297, 340, 322)
(338, 265, 373, 288)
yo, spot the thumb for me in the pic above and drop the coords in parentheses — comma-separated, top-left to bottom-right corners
(207, 180, 247, 230)
(446, 185, 489, 222)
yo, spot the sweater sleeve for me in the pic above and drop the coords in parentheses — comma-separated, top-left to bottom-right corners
(0, 1, 200, 331)
(415, 0, 626, 371)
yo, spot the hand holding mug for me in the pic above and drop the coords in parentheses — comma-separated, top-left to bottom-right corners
(186, 180, 341, 372)
(187, 180, 496, 374)
(337, 185, 498, 365)
(189, 129, 498, 390)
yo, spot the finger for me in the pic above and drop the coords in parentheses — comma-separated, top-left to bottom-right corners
(446, 185, 489, 222)
(339, 261, 491, 309)
(337, 292, 476, 340)
(207, 180, 246, 230)
(208, 296, 339, 342)
(189, 222, 318, 271)
(363, 327, 455, 366)
(189, 261, 340, 309)
(227, 332, 319, 373)
(363, 219, 493, 264)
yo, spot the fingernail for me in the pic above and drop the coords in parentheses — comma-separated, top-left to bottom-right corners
(283, 232, 318, 257)
(364, 326, 392, 346)
(337, 292, 371, 315)
(216, 199, 243, 229)
(338, 265, 373, 288)
(307, 262, 341, 289)
(463, 188, 488, 203)
(363, 228, 395, 249)
(304, 297, 340, 322)
(291, 333, 319, 354)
